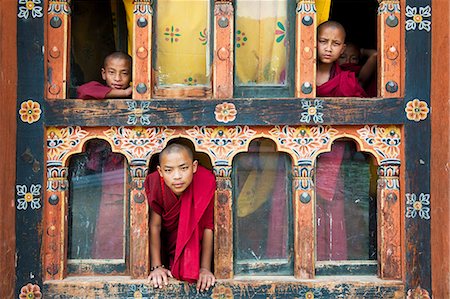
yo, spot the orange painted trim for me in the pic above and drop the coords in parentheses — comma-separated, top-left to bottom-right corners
(213, 1, 234, 99)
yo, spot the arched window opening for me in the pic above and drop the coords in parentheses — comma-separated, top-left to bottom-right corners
(315, 139, 377, 275)
(233, 138, 293, 275)
(67, 139, 128, 275)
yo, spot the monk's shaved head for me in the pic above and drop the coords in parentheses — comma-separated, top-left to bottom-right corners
(159, 143, 194, 164)
(104, 51, 132, 68)
(317, 20, 346, 41)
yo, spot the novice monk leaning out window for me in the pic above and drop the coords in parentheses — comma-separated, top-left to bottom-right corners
(144, 143, 216, 292)
(316, 21, 367, 97)
(76, 51, 133, 99)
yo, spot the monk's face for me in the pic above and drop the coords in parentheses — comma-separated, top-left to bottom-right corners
(101, 57, 131, 90)
(317, 26, 346, 65)
(157, 149, 198, 196)
(338, 44, 360, 65)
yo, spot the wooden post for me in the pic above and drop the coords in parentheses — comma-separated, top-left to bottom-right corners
(213, 1, 234, 99)
(132, 0, 153, 99)
(129, 164, 149, 278)
(214, 165, 233, 279)
(377, 164, 401, 279)
(46, 0, 72, 99)
(43, 166, 69, 280)
(377, 0, 401, 97)
(295, 0, 317, 98)
(294, 163, 315, 278)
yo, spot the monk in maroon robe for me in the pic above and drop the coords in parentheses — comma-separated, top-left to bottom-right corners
(316, 21, 367, 98)
(76, 51, 132, 99)
(145, 143, 216, 292)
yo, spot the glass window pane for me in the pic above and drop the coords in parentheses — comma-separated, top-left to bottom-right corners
(316, 140, 377, 261)
(68, 140, 127, 261)
(233, 139, 293, 275)
(235, 0, 289, 86)
(154, 0, 211, 87)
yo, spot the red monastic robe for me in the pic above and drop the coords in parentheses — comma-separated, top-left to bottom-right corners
(144, 165, 216, 283)
(77, 81, 112, 99)
(340, 63, 377, 98)
(317, 63, 367, 97)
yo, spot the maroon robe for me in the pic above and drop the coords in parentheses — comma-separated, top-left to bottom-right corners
(340, 63, 377, 97)
(77, 81, 112, 99)
(317, 63, 367, 97)
(145, 165, 216, 283)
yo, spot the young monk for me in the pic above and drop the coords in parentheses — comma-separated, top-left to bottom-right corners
(316, 21, 367, 97)
(144, 143, 216, 292)
(76, 51, 132, 99)
(338, 43, 378, 97)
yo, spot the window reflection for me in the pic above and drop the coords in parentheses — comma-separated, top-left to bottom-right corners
(233, 139, 293, 275)
(68, 139, 126, 261)
(316, 140, 377, 261)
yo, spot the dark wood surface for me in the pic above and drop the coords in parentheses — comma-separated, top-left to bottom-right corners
(0, 1, 17, 298)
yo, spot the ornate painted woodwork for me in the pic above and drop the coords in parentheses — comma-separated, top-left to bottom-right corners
(13, 0, 436, 297)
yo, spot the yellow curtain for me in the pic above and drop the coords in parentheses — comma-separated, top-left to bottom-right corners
(316, 0, 332, 26)
(237, 140, 279, 217)
(235, 1, 288, 85)
(122, 0, 133, 55)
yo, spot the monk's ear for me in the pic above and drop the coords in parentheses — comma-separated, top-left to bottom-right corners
(192, 160, 198, 173)
(101, 68, 106, 81)
(157, 165, 163, 177)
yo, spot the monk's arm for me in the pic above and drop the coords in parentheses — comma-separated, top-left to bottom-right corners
(359, 49, 377, 86)
(197, 228, 215, 291)
(105, 86, 132, 98)
(149, 210, 171, 287)
(150, 210, 163, 267)
(200, 228, 214, 271)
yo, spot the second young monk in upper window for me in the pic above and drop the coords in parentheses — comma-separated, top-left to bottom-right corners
(144, 143, 216, 292)
(316, 21, 367, 97)
(77, 51, 132, 99)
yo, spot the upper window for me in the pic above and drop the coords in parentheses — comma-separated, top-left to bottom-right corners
(152, 0, 213, 97)
(233, 139, 293, 275)
(234, 0, 296, 98)
(67, 139, 128, 275)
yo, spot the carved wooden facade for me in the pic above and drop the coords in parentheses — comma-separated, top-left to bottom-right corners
(13, 0, 436, 298)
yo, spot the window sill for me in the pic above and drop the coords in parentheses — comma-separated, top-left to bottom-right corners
(44, 275, 404, 298)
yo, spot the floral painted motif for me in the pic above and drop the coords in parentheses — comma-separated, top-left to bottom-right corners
(275, 22, 286, 43)
(127, 101, 151, 125)
(46, 127, 89, 165)
(406, 193, 430, 220)
(48, 0, 71, 14)
(269, 125, 338, 162)
(215, 102, 237, 124)
(377, 1, 401, 15)
(16, 184, 42, 210)
(104, 126, 174, 164)
(164, 26, 181, 43)
(199, 28, 208, 45)
(405, 99, 429, 122)
(185, 126, 256, 165)
(407, 285, 431, 299)
(235, 30, 247, 48)
(18, 0, 43, 19)
(211, 285, 234, 299)
(19, 100, 42, 124)
(300, 99, 324, 124)
(406, 6, 431, 32)
(357, 125, 401, 162)
(19, 283, 42, 299)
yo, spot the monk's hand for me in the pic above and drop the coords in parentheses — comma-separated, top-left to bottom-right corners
(148, 267, 172, 289)
(197, 268, 215, 292)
